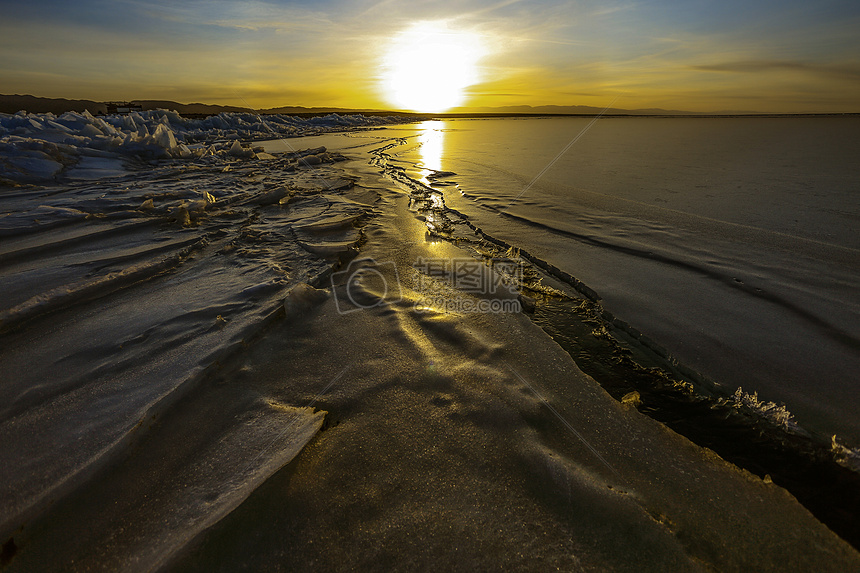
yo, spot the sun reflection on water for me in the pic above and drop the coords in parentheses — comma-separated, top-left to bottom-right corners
(411, 121, 448, 252)
(418, 120, 445, 179)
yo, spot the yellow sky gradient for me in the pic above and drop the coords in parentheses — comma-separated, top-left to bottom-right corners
(1, 1, 859, 113)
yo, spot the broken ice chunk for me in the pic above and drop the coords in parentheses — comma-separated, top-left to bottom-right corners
(152, 124, 177, 150)
(228, 140, 255, 158)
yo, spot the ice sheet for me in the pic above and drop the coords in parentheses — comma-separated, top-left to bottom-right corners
(157, 172, 859, 571)
(0, 141, 374, 545)
(2, 117, 859, 571)
(369, 118, 860, 446)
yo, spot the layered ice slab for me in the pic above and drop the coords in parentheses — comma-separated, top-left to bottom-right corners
(13, 397, 325, 572)
(0, 127, 383, 566)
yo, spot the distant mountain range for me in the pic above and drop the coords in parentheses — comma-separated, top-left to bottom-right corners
(2, 94, 848, 117)
(0, 94, 249, 115)
(0, 94, 397, 116)
(0, 94, 704, 116)
(448, 104, 703, 115)
(0, 94, 110, 115)
(446, 104, 781, 115)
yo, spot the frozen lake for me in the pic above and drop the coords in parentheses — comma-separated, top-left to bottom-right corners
(277, 116, 860, 446)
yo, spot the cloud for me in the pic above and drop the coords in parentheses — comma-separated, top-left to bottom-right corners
(692, 60, 860, 81)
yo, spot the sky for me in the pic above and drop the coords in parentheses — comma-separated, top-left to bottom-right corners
(1, 0, 859, 113)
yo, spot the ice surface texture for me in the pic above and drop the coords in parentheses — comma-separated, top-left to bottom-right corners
(2, 117, 859, 571)
(0, 130, 375, 567)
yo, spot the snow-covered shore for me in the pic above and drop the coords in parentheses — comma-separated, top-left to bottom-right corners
(0, 109, 404, 183)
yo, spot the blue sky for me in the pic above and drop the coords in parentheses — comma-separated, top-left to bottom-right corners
(1, 0, 858, 112)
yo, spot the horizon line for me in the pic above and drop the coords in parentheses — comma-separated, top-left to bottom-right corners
(2, 93, 860, 117)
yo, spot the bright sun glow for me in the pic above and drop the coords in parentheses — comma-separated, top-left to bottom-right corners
(383, 22, 485, 113)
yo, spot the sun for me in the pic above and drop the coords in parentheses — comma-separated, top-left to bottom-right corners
(382, 21, 485, 113)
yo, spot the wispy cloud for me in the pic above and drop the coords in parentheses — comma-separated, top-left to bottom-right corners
(692, 60, 860, 81)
